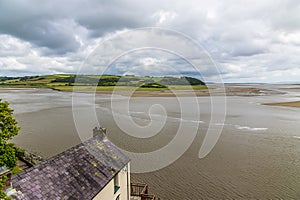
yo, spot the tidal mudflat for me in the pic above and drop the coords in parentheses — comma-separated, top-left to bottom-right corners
(1, 85, 300, 199)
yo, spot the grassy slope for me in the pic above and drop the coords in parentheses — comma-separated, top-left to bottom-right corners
(0, 74, 207, 91)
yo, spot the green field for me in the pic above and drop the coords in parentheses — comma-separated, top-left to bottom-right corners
(0, 74, 207, 91)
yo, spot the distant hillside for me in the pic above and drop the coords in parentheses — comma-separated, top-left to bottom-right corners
(0, 74, 206, 91)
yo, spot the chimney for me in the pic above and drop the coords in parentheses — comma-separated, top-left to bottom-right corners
(93, 126, 107, 139)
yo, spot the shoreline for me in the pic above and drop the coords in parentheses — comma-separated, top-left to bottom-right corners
(1, 85, 283, 97)
(263, 101, 300, 108)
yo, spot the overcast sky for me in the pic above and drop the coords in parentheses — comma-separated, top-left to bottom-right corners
(0, 0, 299, 83)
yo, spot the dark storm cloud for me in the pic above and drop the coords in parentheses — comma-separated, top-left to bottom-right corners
(74, 1, 154, 38)
(0, 1, 82, 54)
(0, 0, 156, 54)
(1, 19, 82, 55)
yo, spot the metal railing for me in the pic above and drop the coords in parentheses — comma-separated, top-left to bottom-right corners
(130, 183, 156, 200)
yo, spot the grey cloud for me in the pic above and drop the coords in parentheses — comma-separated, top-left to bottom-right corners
(0, 35, 32, 57)
(0, 0, 299, 82)
(0, 0, 156, 54)
(75, 2, 153, 38)
(0, 11, 81, 55)
(0, 69, 37, 77)
(267, 0, 300, 31)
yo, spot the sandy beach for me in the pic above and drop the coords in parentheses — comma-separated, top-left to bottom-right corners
(263, 101, 300, 108)
(0, 84, 283, 97)
(76, 85, 283, 97)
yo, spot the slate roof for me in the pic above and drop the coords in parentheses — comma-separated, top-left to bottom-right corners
(12, 134, 130, 200)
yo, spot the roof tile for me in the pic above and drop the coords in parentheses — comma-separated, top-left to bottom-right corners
(12, 135, 129, 200)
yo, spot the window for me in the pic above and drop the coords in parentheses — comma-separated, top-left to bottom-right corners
(114, 174, 120, 194)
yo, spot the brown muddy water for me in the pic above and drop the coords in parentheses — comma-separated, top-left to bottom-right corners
(1, 85, 300, 199)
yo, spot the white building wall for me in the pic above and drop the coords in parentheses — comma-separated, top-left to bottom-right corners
(93, 163, 130, 200)
(93, 179, 115, 200)
(119, 163, 130, 200)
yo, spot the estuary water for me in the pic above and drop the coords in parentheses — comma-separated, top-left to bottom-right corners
(1, 85, 300, 199)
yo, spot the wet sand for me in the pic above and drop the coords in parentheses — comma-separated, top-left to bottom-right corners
(1, 84, 282, 97)
(264, 101, 300, 108)
(3, 85, 300, 199)
(100, 97, 300, 199)
(10, 105, 300, 198)
(130, 130, 300, 199)
(13, 105, 300, 199)
(13, 107, 82, 157)
(68, 85, 281, 97)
